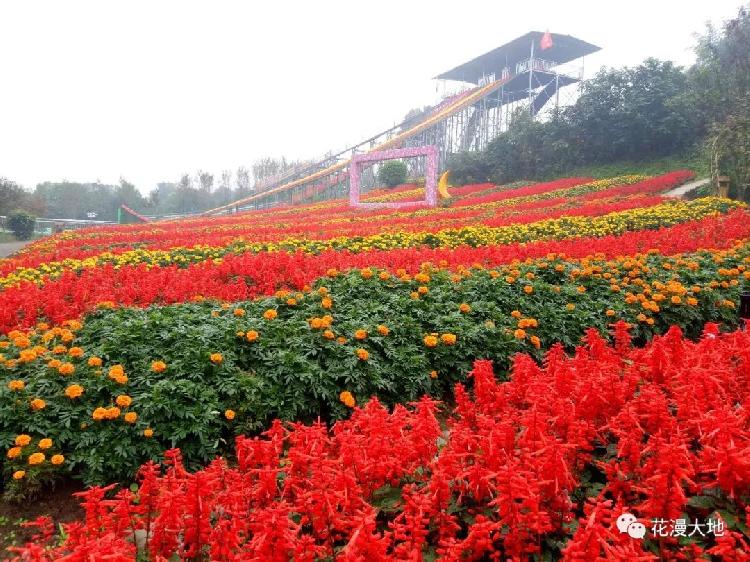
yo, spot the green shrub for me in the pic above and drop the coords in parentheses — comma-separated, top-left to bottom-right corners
(377, 160, 408, 188)
(7, 210, 36, 240)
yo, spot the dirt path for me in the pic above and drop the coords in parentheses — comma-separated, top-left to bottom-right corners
(0, 241, 30, 258)
(664, 177, 710, 198)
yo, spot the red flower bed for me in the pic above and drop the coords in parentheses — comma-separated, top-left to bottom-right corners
(11, 323, 750, 560)
(1, 208, 748, 333)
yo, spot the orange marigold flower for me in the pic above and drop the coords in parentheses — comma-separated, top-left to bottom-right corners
(245, 330, 259, 342)
(124, 412, 138, 424)
(224, 409, 236, 420)
(8, 379, 25, 391)
(30, 398, 46, 411)
(339, 391, 356, 408)
(210, 353, 223, 364)
(38, 438, 53, 450)
(418, 285, 429, 295)
(377, 325, 390, 336)
(151, 360, 167, 373)
(671, 296, 682, 305)
(286, 298, 297, 306)
(440, 333, 457, 346)
(106, 407, 121, 420)
(233, 308, 246, 317)
(566, 303, 576, 311)
(143, 428, 154, 438)
(115, 395, 132, 408)
(28, 452, 45, 465)
(51, 454, 64, 465)
(92, 407, 108, 421)
(514, 329, 527, 340)
(606, 309, 616, 317)
(423, 335, 438, 348)
(378, 271, 390, 281)
(65, 384, 84, 399)
(354, 329, 368, 340)
(7, 447, 21, 459)
(88, 356, 103, 367)
(68, 347, 84, 358)
(337, 336, 347, 344)
(410, 292, 420, 300)
(108, 365, 125, 378)
(310, 317, 323, 329)
(687, 297, 698, 306)
(52, 345, 67, 355)
(18, 349, 38, 363)
(323, 329, 335, 340)
(459, 303, 471, 313)
(12, 470, 25, 480)
(356, 348, 369, 361)
(360, 268, 373, 279)
(47, 359, 62, 369)
(321, 297, 333, 309)
(511, 310, 522, 319)
(263, 309, 278, 320)
(58, 362, 75, 376)
(15, 434, 31, 447)
(430, 370, 438, 379)
(530, 335, 541, 349)
(523, 285, 534, 294)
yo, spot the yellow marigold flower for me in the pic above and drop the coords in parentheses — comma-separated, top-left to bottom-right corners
(318, 286, 329, 296)
(211, 311, 220, 318)
(356, 348, 369, 361)
(124, 412, 138, 424)
(65, 384, 84, 399)
(245, 330, 259, 342)
(423, 335, 438, 348)
(15, 434, 31, 447)
(321, 297, 333, 309)
(511, 310, 522, 319)
(151, 360, 167, 373)
(30, 398, 46, 411)
(18, 349, 38, 363)
(263, 309, 278, 320)
(210, 353, 223, 364)
(430, 370, 438, 379)
(115, 395, 132, 408)
(68, 347, 84, 358)
(7, 447, 22, 459)
(410, 291, 420, 300)
(566, 304, 576, 311)
(38, 438, 52, 449)
(514, 329, 527, 340)
(106, 407, 121, 420)
(58, 362, 75, 376)
(354, 329, 368, 340)
(92, 407, 108, 421)
(459, 303, 471, 313)
(51, 454, 64, 465)
(143, 428, 154, 438)
(523, 285, 534, 294)
(28, 452, 45, 465)
(339, 391, 356, 408)
(88, 356, 103, 367)
(12, 470, 25, 480)
(418, 286, 429, 295)
(224, 409, 236, 420)
(440, 333, 457, 346)
(233, 308, 246, 317)
(8, 380, 25, 391)
(377, 325, 390, 336)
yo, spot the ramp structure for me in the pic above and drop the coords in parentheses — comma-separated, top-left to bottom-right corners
(203, 31, 599, 215)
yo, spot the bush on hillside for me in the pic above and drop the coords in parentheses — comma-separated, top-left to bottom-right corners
(7, 210, 36, 240)
(378, 160, 408, 188)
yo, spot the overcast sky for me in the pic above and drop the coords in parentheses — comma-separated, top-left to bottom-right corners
(0, 0, 744, 193)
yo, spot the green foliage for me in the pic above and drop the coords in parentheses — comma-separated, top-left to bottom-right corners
(6, 210, 36, 241)
(377, 160, 408, 188)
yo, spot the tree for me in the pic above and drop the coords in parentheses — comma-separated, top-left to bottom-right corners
(377, 160, 408, 187)
(0, 178, 39, 216)
(236, 166, 252, 197)
(7, 210, 36, 240)
(197, 170, 214, 193)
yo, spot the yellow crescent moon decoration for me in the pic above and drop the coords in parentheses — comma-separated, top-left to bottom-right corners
(438, 170, 451, 200)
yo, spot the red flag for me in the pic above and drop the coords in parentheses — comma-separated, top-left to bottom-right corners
(540, 31, 553, 50)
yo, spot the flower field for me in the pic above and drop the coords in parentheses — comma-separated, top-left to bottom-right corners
(2, 171, 750, 559)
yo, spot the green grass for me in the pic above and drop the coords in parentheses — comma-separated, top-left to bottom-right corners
(542, 151, 711, 181)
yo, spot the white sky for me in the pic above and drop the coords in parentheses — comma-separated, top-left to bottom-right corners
(0, 0, 743, 193)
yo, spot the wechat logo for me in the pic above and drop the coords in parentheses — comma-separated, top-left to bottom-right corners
(616, 513, 646, 539)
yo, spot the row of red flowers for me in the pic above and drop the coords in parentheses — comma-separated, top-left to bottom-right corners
(11, 322, 750, 561)
(1, 207, 748, 333)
